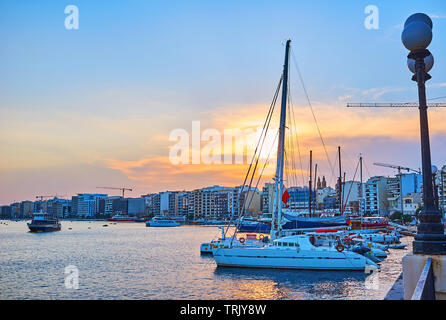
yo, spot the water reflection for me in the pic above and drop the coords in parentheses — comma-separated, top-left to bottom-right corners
(213, 267, 368, 300)
(0, 222, 407, 300)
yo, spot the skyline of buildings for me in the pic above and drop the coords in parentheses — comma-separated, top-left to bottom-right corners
(2, 165, 446, 220)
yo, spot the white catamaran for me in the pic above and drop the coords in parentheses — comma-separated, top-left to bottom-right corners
(212, 40, 379, 271)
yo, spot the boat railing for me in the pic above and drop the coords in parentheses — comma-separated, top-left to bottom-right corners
(411, 257, 435, 300)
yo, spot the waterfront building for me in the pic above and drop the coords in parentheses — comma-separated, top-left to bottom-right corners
(141, 193, 161, 217)
(177, 192, 189, 217)
(47, 198, 71, 218)
(363, 176, 389, 215)
(323, 195, 337, 210)
(187, 189, 202, 220)
(386, 176, 401, 213)
(233, 186, 261, 217)
(316, 186, 336, 210)
(33, 200, 47, 213)
(19, 201, 34, 218)
(159, 191, 183, 216)
(10, 202, 20, 218)
(1, 206, 12, 218)
(403, 192, 423, 216)
(99, 196, 120, 216)
(71, 194, 107, 218)
(342, 181, 361, 213)
(98, 196, 129, 216)
(200, 186, 234, 219)
(386, 173, 423, 214)
(127, 198, 145, 217)
(286, 186, 316, 210)
(262, 183, 275, 214)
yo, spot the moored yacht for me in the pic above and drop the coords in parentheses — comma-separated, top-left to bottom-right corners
(213, 234, 378, 270)
(212, 40, 378, 271)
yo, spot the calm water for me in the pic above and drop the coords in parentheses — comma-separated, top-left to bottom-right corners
(0, 220, 411, 300)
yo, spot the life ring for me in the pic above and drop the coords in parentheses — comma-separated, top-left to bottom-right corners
(239, 237, 245, 243)
(259, 234, 264, 240)
(336, 244, 345, 252)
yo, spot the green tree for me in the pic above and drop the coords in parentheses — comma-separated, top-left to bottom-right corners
(390, 211, 403, 221)
(415, 206, 423, 217)
(402, 214, 414, 223)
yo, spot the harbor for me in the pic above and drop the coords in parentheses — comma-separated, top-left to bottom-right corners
(0, 220, 411, 300)
(1, 1, 446, 305)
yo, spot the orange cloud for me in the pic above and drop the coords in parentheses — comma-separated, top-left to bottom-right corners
(103, 101, 446, 191)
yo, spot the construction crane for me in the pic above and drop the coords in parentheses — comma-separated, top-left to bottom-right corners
(96, 187, 133, 197)
(373, 162, 420, 174)
(347, 103, 446, 108)
(373, 162, 420, 216)
(36, 195, 67, 201)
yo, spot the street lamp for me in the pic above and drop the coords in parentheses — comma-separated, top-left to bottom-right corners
(401, 13, 446, 254)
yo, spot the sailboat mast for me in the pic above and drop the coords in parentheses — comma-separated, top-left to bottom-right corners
(337, 146, 342, 215)
(360, 154, 363, 222)
(309, 150, 313, 217)
(314, 163, 318, 216)
(272, 39, 291, 238)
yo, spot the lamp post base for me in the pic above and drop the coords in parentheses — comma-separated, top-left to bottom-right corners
(413, 240, 446, 255)
(414, 210, 446, 255)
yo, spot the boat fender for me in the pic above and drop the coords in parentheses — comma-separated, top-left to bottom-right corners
(239, 237, 245, 243)
(336, 244, 345, 252)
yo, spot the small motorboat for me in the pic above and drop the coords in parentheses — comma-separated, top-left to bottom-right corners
(146, 217, 181, 227)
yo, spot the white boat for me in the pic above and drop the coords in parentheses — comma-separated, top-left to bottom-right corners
(107, 214, 135, 222)
(346, 232, 400, 244)
(212, 40, 378, 272)
(213, 235, 378, 271)
(146, 217, 181, 227)
(201, 229, 265, 254)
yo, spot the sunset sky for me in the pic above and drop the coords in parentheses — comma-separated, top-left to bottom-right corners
(1, 0, 446, 204)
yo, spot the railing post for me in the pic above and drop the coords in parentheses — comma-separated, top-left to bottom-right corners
(411, 258, 435, 300)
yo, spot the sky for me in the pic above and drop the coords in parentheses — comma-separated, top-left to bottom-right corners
(0, 0, 445, 204)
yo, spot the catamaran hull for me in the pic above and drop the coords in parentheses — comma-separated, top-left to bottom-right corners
(213, 248, 376, 271)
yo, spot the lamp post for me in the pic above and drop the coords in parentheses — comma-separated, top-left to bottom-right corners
(402, 13, 446, 254)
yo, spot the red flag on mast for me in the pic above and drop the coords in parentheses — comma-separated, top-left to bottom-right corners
(282, 189, 290, 204)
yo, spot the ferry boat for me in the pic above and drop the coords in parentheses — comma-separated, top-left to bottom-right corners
(146, 216, 181, 227)
(107, 214, 135, 222)
(27, 212, 61, 232)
